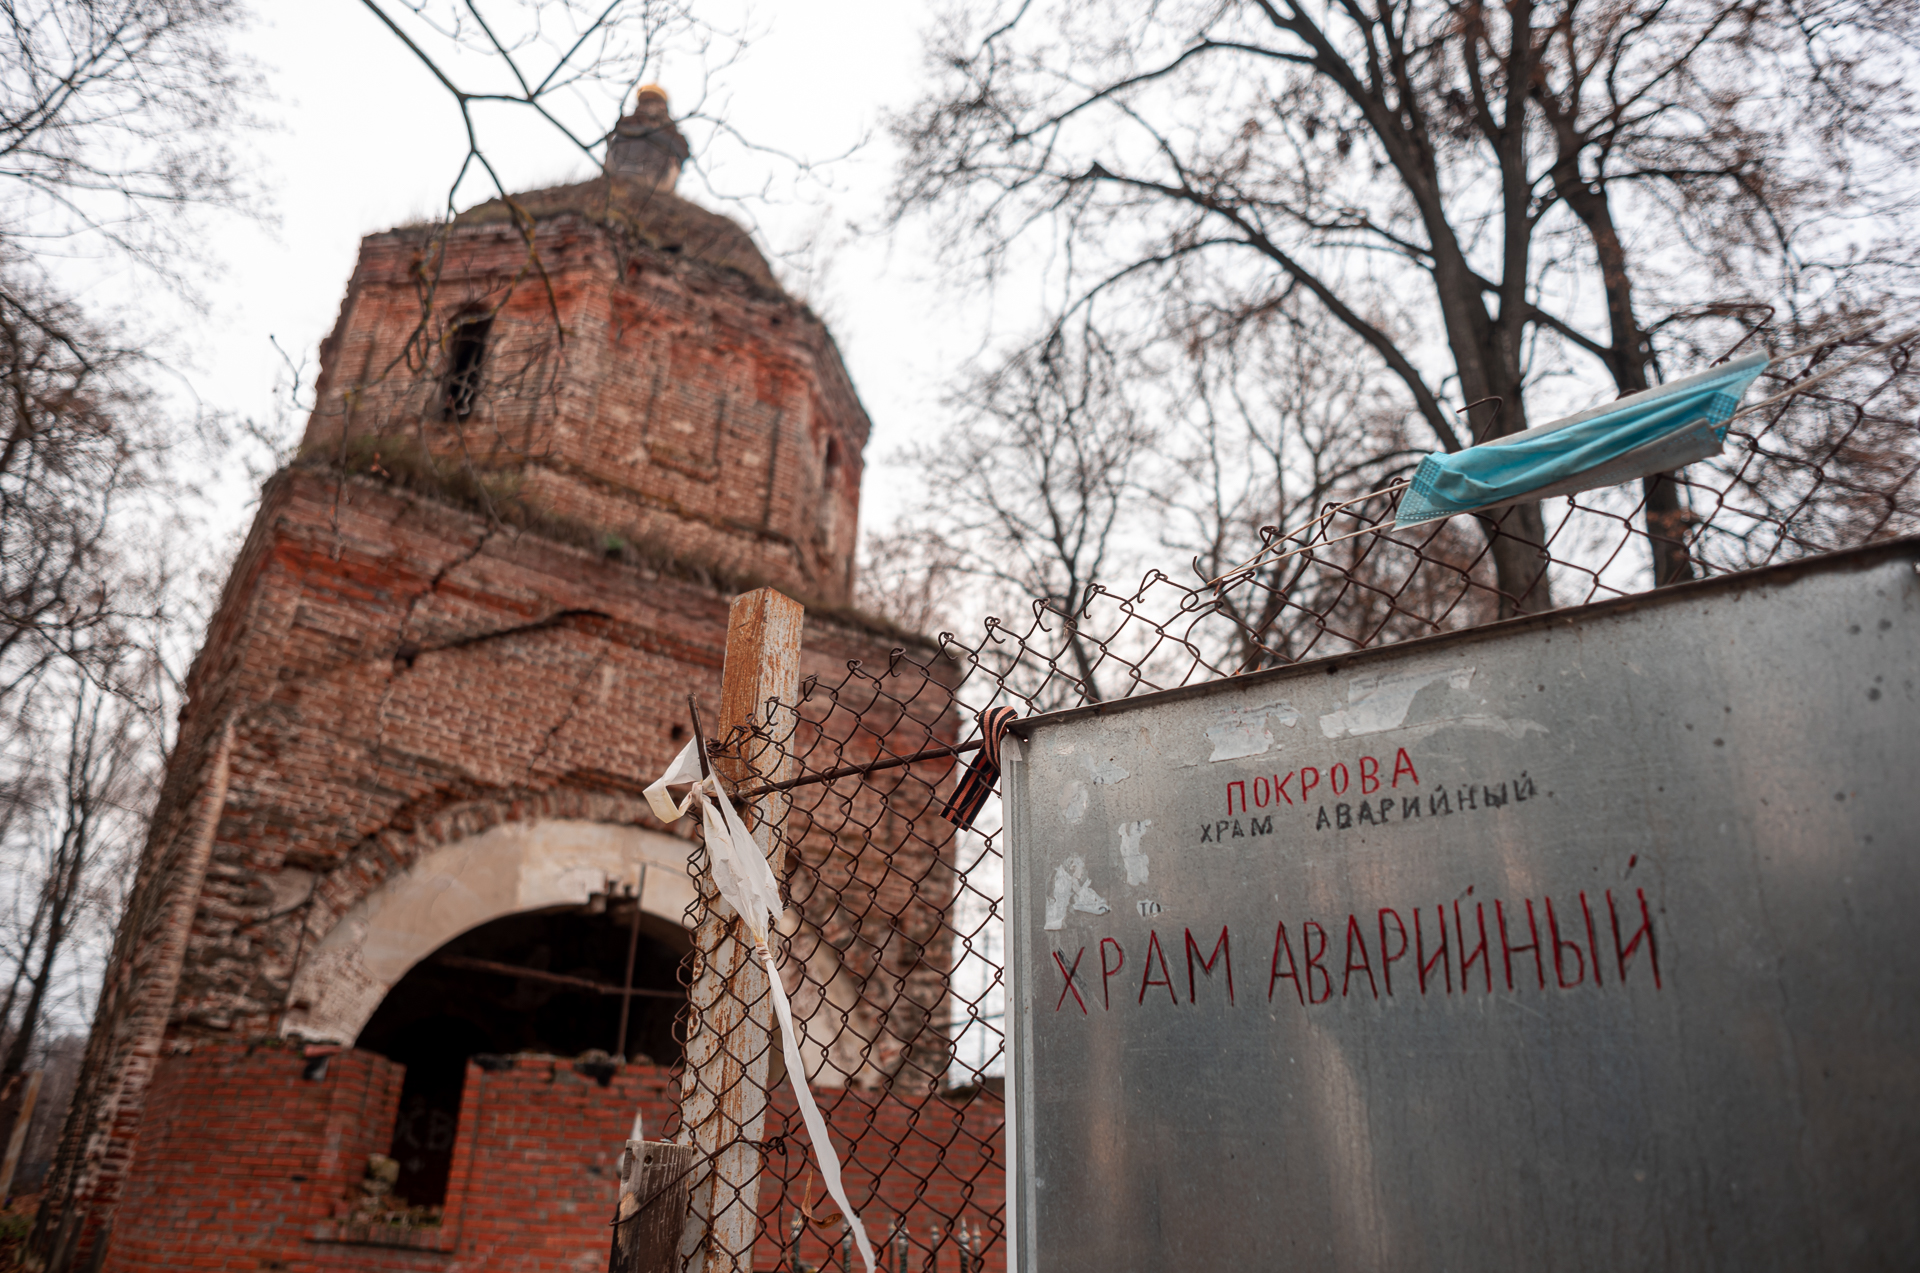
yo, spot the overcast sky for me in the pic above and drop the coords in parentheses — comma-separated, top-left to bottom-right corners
(183, 0, 966, 542)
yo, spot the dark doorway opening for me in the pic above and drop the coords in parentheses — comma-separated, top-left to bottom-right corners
(355, 899, 686, 1209)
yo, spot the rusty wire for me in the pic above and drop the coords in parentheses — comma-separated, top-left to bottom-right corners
(657, 328, 1920, 1272)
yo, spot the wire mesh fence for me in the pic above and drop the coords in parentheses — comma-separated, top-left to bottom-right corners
(657, 327, 1919, 1271)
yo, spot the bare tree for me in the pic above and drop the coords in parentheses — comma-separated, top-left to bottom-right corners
(0, 0, 254, 703)
(1159, 300, 1500, 668)
(0, 0, 254, 285)
(898, 322, 1158, 703)
(0, 668, 152, 1083)
(877, 291, 1506, 704)
(891, 0, 1920, 611)
(0, 643, 160, 1230)
(0, 11, 256, 1257)
(0, 286, 154, 712)
(855, 530, 967, 640)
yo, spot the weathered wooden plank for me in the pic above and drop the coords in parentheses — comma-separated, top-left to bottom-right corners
(609, 1140, 699, 1273)
(675, 587, 803, 1273)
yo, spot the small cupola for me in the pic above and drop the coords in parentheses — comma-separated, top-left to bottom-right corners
(604, 85, 689, 191)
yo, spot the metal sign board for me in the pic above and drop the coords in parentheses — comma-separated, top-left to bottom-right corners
(1004, 542, 1920, 1271)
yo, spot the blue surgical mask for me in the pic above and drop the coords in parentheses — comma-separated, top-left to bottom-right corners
(1395, 353, 1770, 528)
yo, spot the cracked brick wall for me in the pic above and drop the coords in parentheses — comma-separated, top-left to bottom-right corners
(300, 182, 868, 609)
(36, 177, 959, 1270)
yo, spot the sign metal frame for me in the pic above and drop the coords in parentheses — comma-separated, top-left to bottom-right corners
(1004, 538, 1920, 1271)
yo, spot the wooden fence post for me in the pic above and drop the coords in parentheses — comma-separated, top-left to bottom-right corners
(609, 1139, 698, 1273)
(675, 587, 803, 1272)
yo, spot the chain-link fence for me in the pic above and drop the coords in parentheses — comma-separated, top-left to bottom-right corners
(656, 328, 1919, 1272)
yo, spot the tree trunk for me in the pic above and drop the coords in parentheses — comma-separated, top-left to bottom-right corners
(1642, 473, 1695, 586)
(0, 893, 48, 1046)
(1, 906, 65, 1080)
(1547, 137, 1695, 588)
(1483, 504, 1555, 618)
(3, 831, 85, 1081)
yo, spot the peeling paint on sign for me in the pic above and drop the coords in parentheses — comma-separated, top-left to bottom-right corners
(1043, 856, 1112, 930)
(1320, 668, 1476, 738)
(1117, 820, 1152, 885)
(1205, 701, 1302, 761)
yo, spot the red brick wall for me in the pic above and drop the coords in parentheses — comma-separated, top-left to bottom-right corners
(757, 1083, 1008, 1273)
(102, 1042, 403, 1272)
(99, 1046, 1004, 1273)
(99, 465, 951, 1047)
(436, 1055, 681, 1270)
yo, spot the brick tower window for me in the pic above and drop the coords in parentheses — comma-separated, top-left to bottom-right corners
(440, 313, 492, 421)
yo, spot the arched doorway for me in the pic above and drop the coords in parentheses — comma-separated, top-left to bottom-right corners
(284, 818, 695, 1043)
(281, 818, 696, 1209)
(354, 896, 687, 1207)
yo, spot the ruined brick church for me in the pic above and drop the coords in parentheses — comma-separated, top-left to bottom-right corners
(29, 90, 987, 1272)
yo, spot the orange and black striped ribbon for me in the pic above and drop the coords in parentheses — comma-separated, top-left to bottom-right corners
(941, 707, 1021, 830)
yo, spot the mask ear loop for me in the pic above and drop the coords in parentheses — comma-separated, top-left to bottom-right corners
(1456, 395, 1504, 443)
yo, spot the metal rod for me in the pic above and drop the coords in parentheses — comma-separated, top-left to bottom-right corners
(1456, 394, 1504, 441)
(614, 863, 648, 1060)
(434, 954, 679, 998)
(687, 694, 714, 781)
(734, 739, 984, 800)
(1711, 304, 1775, 365)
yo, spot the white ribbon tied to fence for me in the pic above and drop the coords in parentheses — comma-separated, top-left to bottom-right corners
(645, 739, 878, 1273)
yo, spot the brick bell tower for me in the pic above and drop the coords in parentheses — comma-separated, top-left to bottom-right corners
(34, 90, 955, 1272)
(304, 82, 867, 603)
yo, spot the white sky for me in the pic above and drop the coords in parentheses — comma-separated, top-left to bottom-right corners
(185, 0, 966, 543)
